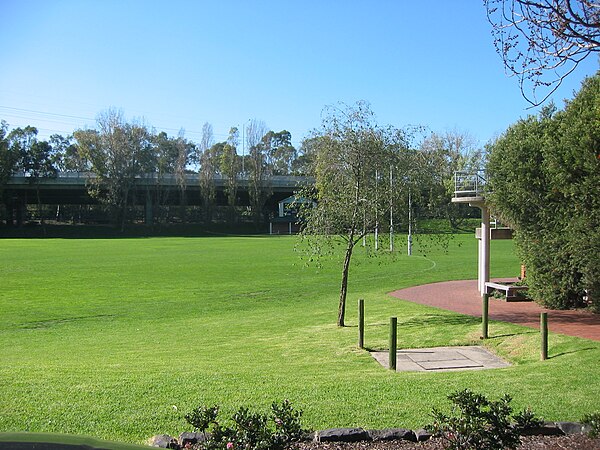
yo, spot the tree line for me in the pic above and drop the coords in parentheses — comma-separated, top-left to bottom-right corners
(0, 107, 481, 230)
(0, 110, 307, 228)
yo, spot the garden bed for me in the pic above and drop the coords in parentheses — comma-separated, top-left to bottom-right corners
(297, 434, 600, 450)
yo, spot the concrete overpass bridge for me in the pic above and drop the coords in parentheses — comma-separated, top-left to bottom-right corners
(2, 172, 313, 225)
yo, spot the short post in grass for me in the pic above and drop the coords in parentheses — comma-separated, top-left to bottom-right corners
(358, 299, 365, 349)
(481, 293, 489, 339)
(389, 317, 397, 370)
(541, 312, 548, 360)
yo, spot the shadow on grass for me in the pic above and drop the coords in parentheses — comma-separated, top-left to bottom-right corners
(0, 223, 273, 239)
(367, 314, 481, 328)
(18, 314, 117, 330)
(550, 347, 597, 359)
(487, 330, 537, 339)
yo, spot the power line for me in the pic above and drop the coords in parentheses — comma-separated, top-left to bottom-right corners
(0, 105, 95, 121)
(0, 105, 231, 141)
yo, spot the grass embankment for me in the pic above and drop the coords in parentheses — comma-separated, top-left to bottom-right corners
(0, 235, 598, 444)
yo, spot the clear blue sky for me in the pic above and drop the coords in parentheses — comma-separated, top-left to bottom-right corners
(1, 0, 597, 149)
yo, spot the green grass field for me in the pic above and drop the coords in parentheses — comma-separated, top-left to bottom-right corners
(0, 234, 599, 444)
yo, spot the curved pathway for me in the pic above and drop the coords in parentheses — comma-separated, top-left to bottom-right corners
(389, 279, 600, 341)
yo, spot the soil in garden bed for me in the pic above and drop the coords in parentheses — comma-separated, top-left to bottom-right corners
(296, 434, 600, 450)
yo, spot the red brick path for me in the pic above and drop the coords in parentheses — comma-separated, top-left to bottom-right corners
(389, 279, 600, 341)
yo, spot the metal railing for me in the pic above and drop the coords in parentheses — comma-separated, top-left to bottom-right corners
(7, 172, 314, 189)
(454, 170, 486, 198)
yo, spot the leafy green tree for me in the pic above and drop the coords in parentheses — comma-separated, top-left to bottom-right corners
(3, 125, 57, 226)
(293, 137, 319, 176)
(0, 121, 20, 204)
(150, 131, 182, 223)
(299, 102, 411, 326)
(487, 73, 600, 310)
(22, 140, 56, 179)
(49, 134, 86, 172)
(74, 109, 153, 230)
(262, 130, 297, 176)
(221, 127, 241, 223)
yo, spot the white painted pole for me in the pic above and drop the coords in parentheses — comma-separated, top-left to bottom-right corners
(363, 209, 366, 247)
(375, 169, 379, 251)
(481, 205, 491, 295)
(407, 188, 412, 256)
(390, 166, 394, 252)
(478, 233, 483, 294)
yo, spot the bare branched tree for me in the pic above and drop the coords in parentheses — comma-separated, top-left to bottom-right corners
(175, 128, 189, 222)
(245, 119, 270, 226)
(485, 0, 599, 105)
(199, 122, 216, 223)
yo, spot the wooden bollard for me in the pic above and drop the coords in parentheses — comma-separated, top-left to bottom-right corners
(358, 299, 365, 349)
(541, 312, 548, 360)
(482, 293, 489, 339)
(389, 317, 397, 370)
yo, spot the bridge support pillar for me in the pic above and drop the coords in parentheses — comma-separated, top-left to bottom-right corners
(4, 204, 14, 226)
(16, 201, 26, 227)
(145, 195, 154, 226)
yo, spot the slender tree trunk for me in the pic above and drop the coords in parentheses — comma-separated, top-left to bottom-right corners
(338, 234, 355, 327)
(338, 177, 362, 327)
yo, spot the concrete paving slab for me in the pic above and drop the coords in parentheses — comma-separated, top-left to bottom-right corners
(419, 360, 483, 370)
(399, 350, 468, 362)
(370, 346, 510, 372)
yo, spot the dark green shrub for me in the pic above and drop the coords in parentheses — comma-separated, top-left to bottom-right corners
(231, 407, 271, 450)
(185, 405, 220, 435)
(487, 74, 600, 311)
(270, 399, 304, 446)
(512, 407, 543, 433)
(184, 400, 305, 450)
(582, 412, 600, 438)
(426, 389, 542, 450)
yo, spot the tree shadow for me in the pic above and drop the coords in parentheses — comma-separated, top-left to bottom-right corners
(367, 314, 481, 328)
(549, 347, 597, 359)
(487, 330, 537, 339)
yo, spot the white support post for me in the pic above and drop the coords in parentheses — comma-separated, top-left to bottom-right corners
(390, 166, 394, 252)
(480, 206, 491, 294)
(375, 169, 379, 251)
(478, 233, 483, 293)
(407, 189, 412, 256)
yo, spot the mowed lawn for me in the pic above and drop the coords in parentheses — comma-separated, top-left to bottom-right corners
(0, 235, 598, 444)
